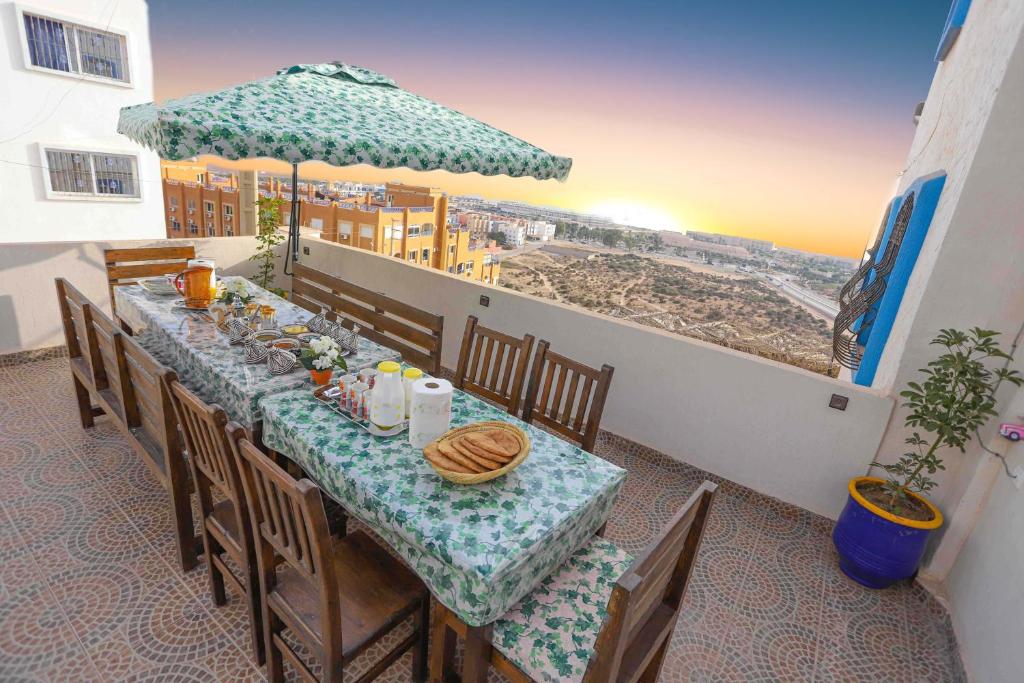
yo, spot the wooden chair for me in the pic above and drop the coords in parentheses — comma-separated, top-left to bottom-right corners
(166, 380, 264, 664)
(105, 245, 195, 326)
(453, 315, 535, 415)
(522, 341, 615, 453)
(117, 334, 199, 572)
(227, 424, 430, 683)
(54, 278, 105, 428)
(290, 263, 444, 374)
(430, 482, 717, 683)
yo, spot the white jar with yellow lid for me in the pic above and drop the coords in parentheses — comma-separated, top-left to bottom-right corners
(369, 361, 404, 430)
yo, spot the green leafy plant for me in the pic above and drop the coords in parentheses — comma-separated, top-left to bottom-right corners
(872, 328, 1021, 514)
(250, 196, 285, 290)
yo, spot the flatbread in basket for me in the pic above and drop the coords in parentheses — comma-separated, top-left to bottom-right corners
(424, 421, 530, 484)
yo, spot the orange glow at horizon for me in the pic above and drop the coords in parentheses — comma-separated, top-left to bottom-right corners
(156, 52, 915, 259)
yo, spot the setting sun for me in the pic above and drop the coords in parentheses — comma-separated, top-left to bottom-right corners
(587, 201, 682, 232)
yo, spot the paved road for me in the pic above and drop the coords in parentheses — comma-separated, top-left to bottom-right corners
(763, 274, 839, 319)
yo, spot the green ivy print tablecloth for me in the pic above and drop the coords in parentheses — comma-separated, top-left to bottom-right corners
(118, 62, 572, 182)
(258, 389, 626, 627)
(114, 277, 400, 429)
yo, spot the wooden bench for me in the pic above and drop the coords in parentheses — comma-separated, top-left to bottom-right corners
(54, 278, 106, 428)
(290, 263, 444, 374)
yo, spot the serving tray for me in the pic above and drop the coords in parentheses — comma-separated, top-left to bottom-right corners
(312, 385, 407, 437)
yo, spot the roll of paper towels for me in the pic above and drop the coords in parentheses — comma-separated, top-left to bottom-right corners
(408, 378, 453, 449)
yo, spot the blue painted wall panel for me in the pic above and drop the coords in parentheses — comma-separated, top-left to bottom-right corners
(854, 172, 947, 387)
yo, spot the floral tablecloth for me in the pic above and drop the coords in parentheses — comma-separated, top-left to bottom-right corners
(258, 388, 626, 627)
(114, 277, 401, 429)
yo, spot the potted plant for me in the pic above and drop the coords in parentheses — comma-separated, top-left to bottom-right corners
(833, 328, 1021, 588)
(300, 335, 347, 386)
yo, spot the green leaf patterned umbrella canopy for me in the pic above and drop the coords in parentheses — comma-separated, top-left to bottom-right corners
(117, 62, 572, 181)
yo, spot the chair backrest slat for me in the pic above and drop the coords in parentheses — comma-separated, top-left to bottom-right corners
(122, 339, 169, 445)
(168, 380, 237, 496)
(290, 263, 444, 374)
(523, 341, 615, 453)
(453, 316, 534, 415)
(105, 245, 196, 315)
(229, 430, 334, 584)
(54, 278, 104, 387)
(88, 306, 138, 424)
(584, 482, 717, 683)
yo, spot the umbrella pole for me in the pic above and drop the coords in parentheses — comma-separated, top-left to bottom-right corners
(284, 162, 300, 275)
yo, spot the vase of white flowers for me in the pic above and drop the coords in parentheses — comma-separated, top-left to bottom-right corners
(300, 335, 348, 385)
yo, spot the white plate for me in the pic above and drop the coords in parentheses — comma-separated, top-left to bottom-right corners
(139, 277, 179, 296)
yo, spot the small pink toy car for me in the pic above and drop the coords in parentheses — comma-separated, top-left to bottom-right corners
(999, 423, 1024, 441)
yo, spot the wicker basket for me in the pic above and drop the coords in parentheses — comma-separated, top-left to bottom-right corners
(424, 421, 530, 485)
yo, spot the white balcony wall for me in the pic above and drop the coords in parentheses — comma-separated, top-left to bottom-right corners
(0, 237, 276, 353)
(0, 0, 164, 242)
(298, 237, 893, 519)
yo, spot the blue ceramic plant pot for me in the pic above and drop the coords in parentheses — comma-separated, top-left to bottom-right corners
(832, 477, 943, 589)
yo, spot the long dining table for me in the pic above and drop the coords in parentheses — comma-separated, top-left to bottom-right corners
(118, 275, 627, 681)
(114, 276, 400, 435)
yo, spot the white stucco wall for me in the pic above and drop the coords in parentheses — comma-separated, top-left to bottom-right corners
(0, 0, 164, 242)
(870, 0, 1024, 538)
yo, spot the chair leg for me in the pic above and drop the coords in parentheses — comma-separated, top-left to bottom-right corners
(412, 598, 429, 682)
(201, 536, 227, 607)
(72, 374, 95, 428)
(265, 609, 285, 683)
(429, 603, 456, 683)
(169, 483, 198, 573)
(637, 635, 671, 683)
(245, 572, 266, 666)
(461, 623, 493, 683)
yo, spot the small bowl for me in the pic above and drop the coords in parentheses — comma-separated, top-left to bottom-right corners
(296, 332, 321, 346)
(281, 324, 309, 337)
(266, 338, 300, 352)
(254, 329, 282, 343)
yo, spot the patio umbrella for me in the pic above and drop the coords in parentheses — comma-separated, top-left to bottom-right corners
(117, 62, 572, 270)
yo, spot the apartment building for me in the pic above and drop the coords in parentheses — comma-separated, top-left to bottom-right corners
(161, 161, 258, 237)
(527, 220, 556, 241)
(687, 230, 775, 253)
(317, 182, 500, 285)
(490, 220, 527, 247)
(0, 0, 164, 242)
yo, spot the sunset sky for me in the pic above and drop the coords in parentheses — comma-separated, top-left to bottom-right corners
(147, 0, 951, 257)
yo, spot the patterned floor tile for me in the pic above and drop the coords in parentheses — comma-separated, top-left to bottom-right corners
(0, 355, 968, 682)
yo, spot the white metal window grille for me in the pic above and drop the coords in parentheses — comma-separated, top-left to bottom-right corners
(23, 13, 130, 83)
(45, 149, 139, 197)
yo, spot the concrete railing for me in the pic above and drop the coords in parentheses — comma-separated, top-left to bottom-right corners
(296, 238, 894, 518)
(0, 235, 894, 518)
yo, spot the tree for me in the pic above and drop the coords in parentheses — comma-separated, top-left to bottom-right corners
(487, 230, 508, 247)
(554, 220, 567, 238)
(648, 232, 664, 252)
(601, 229, 622, 248)
(623, 232, 638, 251)
(250, 196, 285, 292)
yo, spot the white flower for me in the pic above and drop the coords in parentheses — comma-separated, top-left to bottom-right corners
(309, 336, 330, 355)
(312, 356, 332, 370)
(325, 348, 338, 360)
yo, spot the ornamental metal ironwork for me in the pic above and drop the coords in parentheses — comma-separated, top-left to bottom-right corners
(832, 192, 916, 370)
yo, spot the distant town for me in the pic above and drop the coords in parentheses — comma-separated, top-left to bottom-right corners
(161, 161, 858, 374)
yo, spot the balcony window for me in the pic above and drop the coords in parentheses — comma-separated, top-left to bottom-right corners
(43, 148, 140, 199)
(187, 199, 196, 213)
(204, 201, 214, 216)
(169, 196, 179, 210)
(187, 221, 198, 235)
(359, 224, 374, 239)
(408, 251, 417, 262)
(225, 227, 233, 237)
(169, 218, 181, 231)
(206, 225, 215, 237)
(20, 11, 130, 84)
(456, 263, 465, 274)
(224, 205, 234, 218)
(310, 217, 323, 230)
(421, 248, 430, 261)
(408, 225, 420, 237)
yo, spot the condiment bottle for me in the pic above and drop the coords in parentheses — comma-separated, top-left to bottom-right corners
(402, 367, 423, 418)
(369, 361, 404, 431)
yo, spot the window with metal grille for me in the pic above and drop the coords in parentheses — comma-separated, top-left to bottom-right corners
(44, 148, 139, 198)
(22, 12, 130, 83)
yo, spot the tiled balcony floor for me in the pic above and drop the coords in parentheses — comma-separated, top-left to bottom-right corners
(1, 356, 966, 682)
